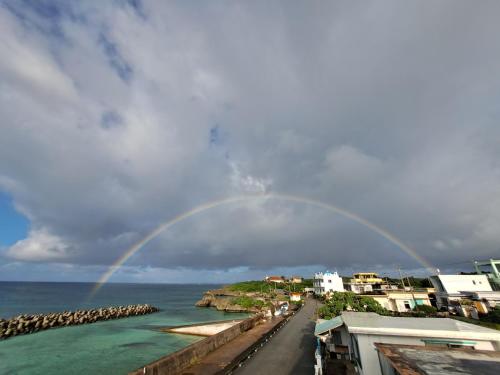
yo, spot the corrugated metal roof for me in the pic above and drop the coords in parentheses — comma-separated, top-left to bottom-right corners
(314, 316, 343, 336)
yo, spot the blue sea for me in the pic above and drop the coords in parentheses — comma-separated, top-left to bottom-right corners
(0, 282, 247, 375)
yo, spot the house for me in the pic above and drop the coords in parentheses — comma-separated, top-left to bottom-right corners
(376, 343, 500, 375)
(265, 275, 285, 283)
(290, 292, 302, 302)
(346, 273, 386, 294)
(314, 271, 344, 295)
(314, 311, 500, 375)
(290, 276, 303, 284)
(429, 274, 492, 310)
(361, 290, 432, 312)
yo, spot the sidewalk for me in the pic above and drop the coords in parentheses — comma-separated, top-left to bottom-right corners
(179, 315, 285, 375)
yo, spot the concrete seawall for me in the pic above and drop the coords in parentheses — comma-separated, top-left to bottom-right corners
(130, 314, 266, 375)
(162, 319, 244, 336)
(0, 304, 159, 340)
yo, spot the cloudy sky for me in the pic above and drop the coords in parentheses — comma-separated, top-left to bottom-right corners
(1, 0, 499, 283)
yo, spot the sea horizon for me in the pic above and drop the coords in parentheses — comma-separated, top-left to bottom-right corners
(0, 281, 248, 374)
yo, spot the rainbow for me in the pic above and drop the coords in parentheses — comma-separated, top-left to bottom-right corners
(89, 193, 434, 298)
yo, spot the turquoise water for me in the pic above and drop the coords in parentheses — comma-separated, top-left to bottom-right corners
(0, 282, 247, 375)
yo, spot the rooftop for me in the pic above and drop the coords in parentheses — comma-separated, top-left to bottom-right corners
(375, 343, 500, 375)
(316, 312, 500, 341)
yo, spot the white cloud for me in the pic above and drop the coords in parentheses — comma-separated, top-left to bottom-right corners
(7, 229, 70, 262)
(229, 162, 272, 193)
(1, 1, 500, 281)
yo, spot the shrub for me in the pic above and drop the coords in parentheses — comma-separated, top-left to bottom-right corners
(228, 281, 274, 293)
(317, 292, 388, 319)
(413, 304, 437, 315)
(231, 296, 264, 309)
(482, 307, 500, 324)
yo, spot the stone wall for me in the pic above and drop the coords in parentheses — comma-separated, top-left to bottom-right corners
(130, 314, 264, 375)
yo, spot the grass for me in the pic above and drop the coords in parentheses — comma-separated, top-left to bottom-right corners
(227, 279, 313, 293)
(228, 281, 274, 293)
(231, 296, 265, 309)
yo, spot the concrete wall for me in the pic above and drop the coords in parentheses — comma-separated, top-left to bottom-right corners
(130, 315, 263, 375)
(165, 320, 242, 336)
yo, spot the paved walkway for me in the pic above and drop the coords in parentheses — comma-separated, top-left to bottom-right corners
(234, 297, 319, 375)
(180, 316, 284, 375)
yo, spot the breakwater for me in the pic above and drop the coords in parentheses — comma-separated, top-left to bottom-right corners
(0, 304, 159, 340)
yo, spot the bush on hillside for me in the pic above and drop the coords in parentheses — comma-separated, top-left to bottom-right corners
(413, 304, 437, 315)
(231, 296, 265, 309)
(228, 281, 274, 293)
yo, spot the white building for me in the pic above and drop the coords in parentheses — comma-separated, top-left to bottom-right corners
(314, 271, 344, 295)
(363, 290, 432, 312)
(429, 274, 492, 309)
(315, 311, 500, 375)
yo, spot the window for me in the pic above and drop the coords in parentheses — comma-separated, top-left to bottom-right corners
(328, 279, 332, 283)
(473, 280, 476, 285)
(422, 339, 476, 348)
(404, 301, 411, 310)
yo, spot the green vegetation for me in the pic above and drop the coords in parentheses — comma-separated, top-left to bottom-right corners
(318, 292, 388, 319)
(228, 281, 274, 293)
(413, 304, 438, 314)
(298, 278, 313, 288)
(227, 279, 313, 293)
(231, 296, 265, 309)
(482, 307, 500, 325)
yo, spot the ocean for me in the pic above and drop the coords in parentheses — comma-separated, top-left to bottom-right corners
(0, 282, 247, 375)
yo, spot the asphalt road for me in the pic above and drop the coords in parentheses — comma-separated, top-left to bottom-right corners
(234, 297, 319, 375)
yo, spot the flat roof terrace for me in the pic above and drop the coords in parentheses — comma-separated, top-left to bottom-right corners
(375, 343, 500, 375)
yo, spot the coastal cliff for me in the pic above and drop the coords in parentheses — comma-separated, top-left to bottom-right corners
(195, 289, 266, 313)
(195, 280, 310, 314)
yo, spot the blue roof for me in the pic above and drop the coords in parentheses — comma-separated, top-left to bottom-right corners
(314, 316, 343, 336)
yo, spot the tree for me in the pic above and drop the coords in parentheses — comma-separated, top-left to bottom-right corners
(318, 292, 388, 319)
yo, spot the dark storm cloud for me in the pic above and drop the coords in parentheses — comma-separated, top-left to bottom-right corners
(1, 0, 500, 281)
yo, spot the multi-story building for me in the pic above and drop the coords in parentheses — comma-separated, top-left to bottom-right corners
(429, 274, 492, 310)
(314, 271, 344, 295)
(346, 272, 387, 294)
(361, 290, 432, 312)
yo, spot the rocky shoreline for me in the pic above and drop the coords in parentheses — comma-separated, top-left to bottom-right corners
(0, 304, 159, 340)
(195, 288, 281, 314)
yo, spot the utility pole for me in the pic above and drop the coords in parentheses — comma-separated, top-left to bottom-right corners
(406, 276, 418, 310)
(398, 266, 406, 290)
